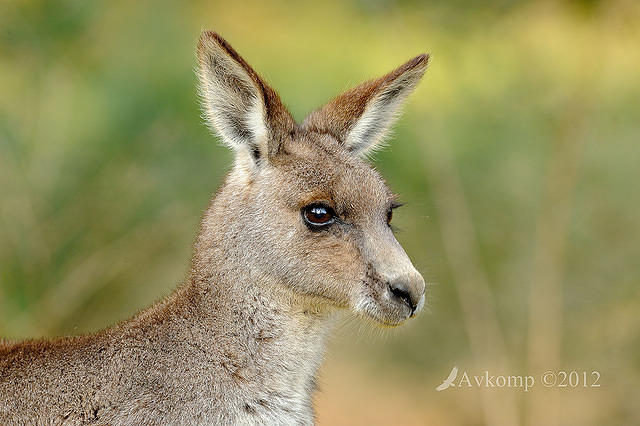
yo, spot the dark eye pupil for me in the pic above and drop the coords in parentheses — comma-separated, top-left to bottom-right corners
(309, 207, 330, 222)
(311, 207, 328, 219)
(387, 209, 393, 224)
(303, 204, 335, 226)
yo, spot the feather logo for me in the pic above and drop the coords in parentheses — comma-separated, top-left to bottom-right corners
(436, 366, 459, 391)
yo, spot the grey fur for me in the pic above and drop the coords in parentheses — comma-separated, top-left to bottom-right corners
(0, 31, 428, 425)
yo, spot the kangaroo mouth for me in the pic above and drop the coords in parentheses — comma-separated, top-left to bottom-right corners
(354, 286, 425, 327)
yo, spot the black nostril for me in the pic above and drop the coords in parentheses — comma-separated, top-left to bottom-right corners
(388, 282, 416, 313)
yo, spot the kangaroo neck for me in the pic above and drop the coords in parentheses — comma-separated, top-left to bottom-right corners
(168, 264, 334, 420)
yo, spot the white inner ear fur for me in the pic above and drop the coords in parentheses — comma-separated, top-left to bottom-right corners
(233, 99, 268, 176)
(198, 46, 269, 166)
(245, 96, 269, 154)
(344, 94, 406, 155)
(345, 72, 423, 156)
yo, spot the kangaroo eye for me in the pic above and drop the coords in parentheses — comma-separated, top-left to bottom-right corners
(302, 204, 336, 228)
(387, 201, 403, 226)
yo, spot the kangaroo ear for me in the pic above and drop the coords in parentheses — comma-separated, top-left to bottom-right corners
(303, 54, 429, 156)
(197, 31, 295, 164)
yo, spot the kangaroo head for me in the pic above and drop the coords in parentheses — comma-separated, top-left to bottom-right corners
(196, 31, 427, 326)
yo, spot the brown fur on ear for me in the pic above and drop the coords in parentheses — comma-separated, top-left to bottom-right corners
(303, 53, 429, 155)
(197, 31, 296, 158)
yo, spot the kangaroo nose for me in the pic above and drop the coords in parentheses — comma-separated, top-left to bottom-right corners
(387, 274, 425, 316)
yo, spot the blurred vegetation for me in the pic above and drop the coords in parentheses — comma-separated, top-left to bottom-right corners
(1, 0, 639, 424)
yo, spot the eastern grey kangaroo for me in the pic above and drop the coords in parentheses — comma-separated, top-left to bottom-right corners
(0, 31, 428, 425)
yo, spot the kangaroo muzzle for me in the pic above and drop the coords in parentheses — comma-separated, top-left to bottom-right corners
(387, 269, 426, 317)
(364, 230, 426, 321)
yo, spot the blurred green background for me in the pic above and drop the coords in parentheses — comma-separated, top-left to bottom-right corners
(1, 0, 638, 424)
